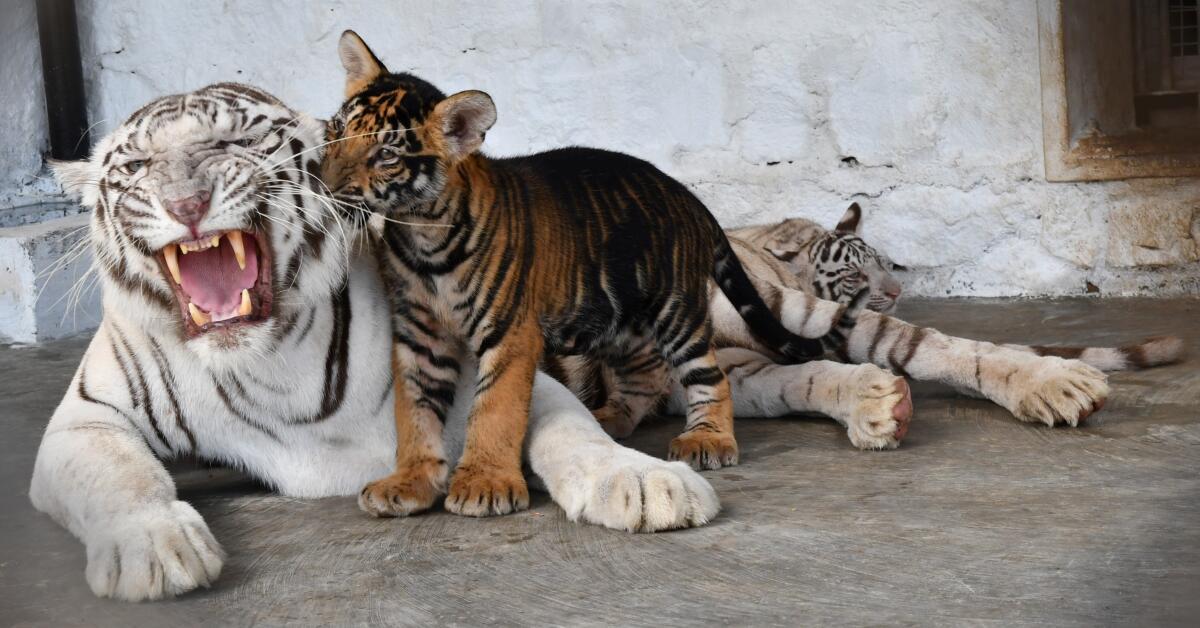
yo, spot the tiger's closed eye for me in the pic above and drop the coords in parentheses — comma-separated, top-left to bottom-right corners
(376, 146, 402, 167)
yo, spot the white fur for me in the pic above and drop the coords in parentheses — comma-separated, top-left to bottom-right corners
(29, 85, 718, 602)
(665, 348, 911, 450)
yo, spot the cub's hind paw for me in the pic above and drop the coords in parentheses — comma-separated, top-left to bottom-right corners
(594, 404, 638, 439)
(668, 431, 739, 470)
(358, 461, 446, 517)
(1010, 358, 1109, 427)
(444, 464, 530, 517)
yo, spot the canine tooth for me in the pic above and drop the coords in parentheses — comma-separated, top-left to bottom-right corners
(164, 244, 182, 284)
(228, 231, 246, 270)
(238, 289, 252, 316)
(188, 302, 211, 326)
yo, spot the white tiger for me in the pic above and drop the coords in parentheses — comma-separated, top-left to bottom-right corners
(29, 83, 719, 602)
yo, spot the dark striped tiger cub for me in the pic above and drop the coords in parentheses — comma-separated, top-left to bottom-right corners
(321, 31, 858, 518)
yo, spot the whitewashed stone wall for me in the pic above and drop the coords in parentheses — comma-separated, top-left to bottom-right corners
(4, 0, 1199, 297)
(0, 0, 56, 209)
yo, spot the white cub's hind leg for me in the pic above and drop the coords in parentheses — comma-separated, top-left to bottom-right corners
(845, 312, 1109, 427)
(666, 348, 914, 450)
(525, 373, 719, 532)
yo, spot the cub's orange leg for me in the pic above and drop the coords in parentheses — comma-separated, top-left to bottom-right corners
(359, 341, 458, 517)
(445, 325, 542, 517)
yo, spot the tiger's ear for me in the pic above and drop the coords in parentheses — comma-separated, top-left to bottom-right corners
(834, 202, 862, 234)
(50, 158, 100, 208)
(338, 30, 387, 97)
(430, 90, 496, 161)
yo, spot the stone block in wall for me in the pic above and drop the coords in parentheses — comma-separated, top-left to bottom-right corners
(0, 213, 100, 344)
(1105, 203, 1199, 269)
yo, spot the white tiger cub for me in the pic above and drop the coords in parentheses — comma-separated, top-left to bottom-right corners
(730, 202, 1184, 372)
(694, 203, 1182, 442)
(29, 83, 718, 602)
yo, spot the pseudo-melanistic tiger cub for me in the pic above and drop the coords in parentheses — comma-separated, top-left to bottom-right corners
(321, 31, 860, 518)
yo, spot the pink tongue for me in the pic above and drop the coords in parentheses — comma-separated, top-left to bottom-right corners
(178, 235, 259, 314)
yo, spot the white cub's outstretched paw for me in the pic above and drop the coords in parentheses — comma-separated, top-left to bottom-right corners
(85, 501, 224, 601)
(840, 365, 914, 450)
(552, 448, 719, 533)
(1007, 357, 1109, 427)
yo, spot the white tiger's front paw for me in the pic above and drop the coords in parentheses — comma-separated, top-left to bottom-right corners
(841, 366, 913, 450)
(1007, 358, 1109, 427)
(551, 448, 720, 533)
(85, 501, 224, 601)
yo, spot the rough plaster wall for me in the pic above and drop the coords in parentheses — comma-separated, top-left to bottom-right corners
(8, 0, 1199, 296)
(0, 0, 56, 208)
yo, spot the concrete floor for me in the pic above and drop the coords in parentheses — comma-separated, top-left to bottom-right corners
(2, 298, 1198, 627)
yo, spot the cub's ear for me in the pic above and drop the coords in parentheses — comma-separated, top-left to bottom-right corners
(49, 158, 100, 208)
(834, 202, 862, 234)
(338, 30, 387, 97)
(430, 90, 496, 161)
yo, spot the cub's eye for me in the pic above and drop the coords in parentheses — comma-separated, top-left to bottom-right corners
(121, 160, 147, 175)
(232, 137, 258, 148)
(376, 146, 402, 166)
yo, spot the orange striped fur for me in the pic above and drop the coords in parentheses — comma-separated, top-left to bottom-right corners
(322, 31, 856, 518)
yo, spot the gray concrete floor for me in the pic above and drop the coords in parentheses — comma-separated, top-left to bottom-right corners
(2, 298, 1199, 627)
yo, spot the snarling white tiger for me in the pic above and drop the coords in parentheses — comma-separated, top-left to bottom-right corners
(28, 83, 722, 602)
(549, 203, 1183, 454)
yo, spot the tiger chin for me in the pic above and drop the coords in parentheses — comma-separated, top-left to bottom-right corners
(28, 83, 719, 603)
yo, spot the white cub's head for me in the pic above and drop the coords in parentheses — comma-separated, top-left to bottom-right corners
(763, 203, 905, 314)
(52, 83, 346, 363)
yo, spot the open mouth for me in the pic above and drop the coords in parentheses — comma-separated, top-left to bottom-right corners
(158, 230, 273, 337)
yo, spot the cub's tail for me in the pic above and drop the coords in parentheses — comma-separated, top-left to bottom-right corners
(711, 235, 866, 363)
(1008, 336, 1185, 372)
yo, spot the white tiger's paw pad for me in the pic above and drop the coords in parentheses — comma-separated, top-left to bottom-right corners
(85, 501, 224, 601)
(554, 450, 720, 533)
(1011, 358, 1109, 427)
(844, 368, 913, 450)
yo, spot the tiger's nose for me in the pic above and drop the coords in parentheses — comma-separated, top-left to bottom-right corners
(884, 285, 902, 299)
(166, 191, 211, 227)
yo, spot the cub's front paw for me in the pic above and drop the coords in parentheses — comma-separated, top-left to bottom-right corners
(1008, 358, 1109, 427)
(358, 460, 447, 517)
(842, 367, 913, 450)
(668, 430, 739, 470)
(85, 501, 224, 601)
(444, 464, 530, 517)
